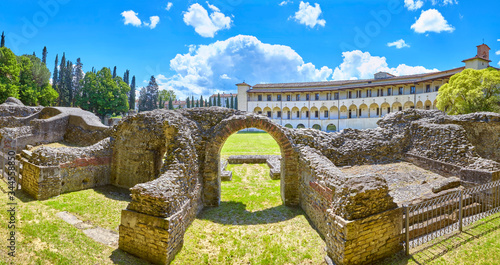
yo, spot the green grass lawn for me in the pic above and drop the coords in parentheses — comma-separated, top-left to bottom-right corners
(1, 132, 500, 265)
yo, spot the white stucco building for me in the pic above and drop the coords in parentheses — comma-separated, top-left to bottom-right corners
(236, 44, 496, 132)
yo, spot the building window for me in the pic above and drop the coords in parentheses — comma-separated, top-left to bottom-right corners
(348, 91, 352, 99)
(388, 88, 392, 96)
(376, 108, 380, 116)
(380, 89, 384, 97)
(388, 107, 391, 113)
(410, 86, 416, 94)
(399, 106, 402, 111)
(287, 95, 291, 101)
(315, 111, 319, 118)
(287, 112, 290, 119)
(306, 94, 310, 100)
(359, 109, 362, 117)
(267, 111, 271, 117)
(258, 95, 262, 101)
(367, 90, 372, 97)
(306, 111, 309, 118)
(435, 86, 440, 92)
(426, 85, 431, 93)
(277, 95, 282, 101)
(349, 110, 352, 119)
(296, 111, 300, 118)
(356, 90, 361, 98)
(398, 87, 403, 95)
(334, 92, 339, 100)
(296, 94, 300, 101)
(267, 95, 272, 101)
(315, 93, 319, 100)
(324, 110, 329, 118)
(258, 111, 262, 115)
(277, 111, 281, 118)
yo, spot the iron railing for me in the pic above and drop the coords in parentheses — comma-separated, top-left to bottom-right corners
(404, 179, 500, 254)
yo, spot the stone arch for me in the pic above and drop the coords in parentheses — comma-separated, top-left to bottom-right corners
(203, 114, 299, 207)
(326, 124, 337, 132)
(272, 106, 281, 119)
(283, 107, 290, 119)
(381, 102, 390, 117)
(320, 106, 328, 119)
(348, 104, 357, 119)
(424, 100, 432, 110)
(369, 103, 379, 118)
(284, 123, 293, 128)
(403, 101, 414, 110)
(291, 107, 300, 119)
(340, 105, 348, 119)
(253, 107, 262, 114)
(330, 106, 339, 119)
(359, 104, 368, 118)
(392, 102, 402, 112)
(312, 124, 321, 130)
(263, 107, 272, 118)
(416, 101, 423, 109)
(310, 106, 319, 119)
(297, 124, 305, 129)
(300, 106, 309, 119)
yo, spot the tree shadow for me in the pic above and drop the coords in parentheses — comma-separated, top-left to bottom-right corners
(109, 248, 152, 265)
(199, 201, 304, 225)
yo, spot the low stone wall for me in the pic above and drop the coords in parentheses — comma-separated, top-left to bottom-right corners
(226, 155, 281, 180)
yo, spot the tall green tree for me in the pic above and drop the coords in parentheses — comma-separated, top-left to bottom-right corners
(437, 68, 500, 114)
(226, 98, 229, 108)
(208, 97, 212, 107)
(57, 52, 66, 105)
(195, 100, 199, 107)
(186, 97, 190, 108)
(191, 96, 194, 108)
(0, 47, 20, 102)
(16, 54, 57, 106)
(129, 75, 136, 110)
(235, 95, 238, 110)
(217, 93, 221, 106)
(168, 99, 173, 110)
(77, 67, 129, 116)
(73, 58, 84, 106)
(65, 61, 73, 106)
(0, 32, 5, 48)
(42, 46, 47, 65)
(123, 70, 130, 85)
(138, 76, 159, 111)
(112, 66, 117, 79)
(52, 54, 58, 97)
(200, 95, 204, 107)
(230, 95, 234, 109)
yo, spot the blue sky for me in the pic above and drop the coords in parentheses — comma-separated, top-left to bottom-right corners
(1, 0, 499, 99)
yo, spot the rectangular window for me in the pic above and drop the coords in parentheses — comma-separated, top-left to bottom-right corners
(367, 90, 372, 97)
(277, 95, 282, 101)
(296, 111, 299, 118)
(426, 85, 431, 93)
(258, 95, 262, 101)
(267, 111, 271, 117)
(296, 94, 300, 101)
(306, 94, 310, 100)
(277, 111, 281, 118)
(359, 109, 362, 117)
(324, 110, 329, 118)
(306, 111, 309, 118)
(267, 95, 272, 101)
(287, 95, 291, 101)
(387, 88, 392, 96)
(287, 112, 290, 119)
(326, 93, 330, 100)
(334, 92, 339, 100)
(315, 93, 319, 100)
(380, 89, 384, 97)
(348, 91, 352, 99)
(435, 86, 440, 92)
(399, 106, 402, 111)
(356, 90, 361, 98)
(315, 111, 319, 118)
(376, 108, 380, 116)
(410, 86, 416, 94)
(399, 87, 403, 95)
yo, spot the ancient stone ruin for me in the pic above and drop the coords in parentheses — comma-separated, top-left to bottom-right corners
(1, 97, 499, 264)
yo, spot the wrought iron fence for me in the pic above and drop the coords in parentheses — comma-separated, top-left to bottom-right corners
(404, 179, 500, 254)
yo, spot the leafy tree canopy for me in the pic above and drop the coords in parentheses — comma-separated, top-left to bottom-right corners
(437, 68, 500, 115)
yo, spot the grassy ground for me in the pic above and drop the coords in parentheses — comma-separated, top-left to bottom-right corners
(1, 132, 500, 264)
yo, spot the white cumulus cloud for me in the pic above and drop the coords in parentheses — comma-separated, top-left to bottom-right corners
(432, 0, 458, 6)
(332, 50, 438, 80)
(166, 2, 173, 11)
(279, 0, 293, 6)
(183, 3, 232, 38)
(143, 16, 160, 29)
(404, 0, 423, 11)
(294, 1, 326, 28)
(159, 35, 332, 99)
(121, 10, 142, 27)
(387, 39, 411, 49)
(411, 9, 454, 33)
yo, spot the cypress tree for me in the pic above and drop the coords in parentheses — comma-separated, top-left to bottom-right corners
(0, 31, 5, 48)
(200, 95, 204, 107)
(52, 54, 59, 92)
(129, 76, 136, 110)
(235, 96, 238, 110)
(66, 61, 73, 106)
(217, 93, 221, 106)
(123, 70, 130, 85)
(208, 98, 212, 107)
(58, 53, 66, 106)
(112, 66, 117, 78)
(205, 99, 208, 107)
(191, 96, 195, 107)
(73, 58, 84, 106)
(186, 97, 190, 108)
(32, 51, 36, 56)
(226, 98, 229, 108)
(195, 100, 199, 107)
(42, 46, 47, 65)
(168, 99, 173, 110)
(230, 95, 234, 109)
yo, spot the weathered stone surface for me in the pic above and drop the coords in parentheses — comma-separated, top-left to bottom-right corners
(431, 177, 461, 193)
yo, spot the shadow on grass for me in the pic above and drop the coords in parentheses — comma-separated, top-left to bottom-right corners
(91, 184, 132, 202)
(110, 248, 153, 265)
(199, 201, 304, 225)
(380, 214, 500, 265)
